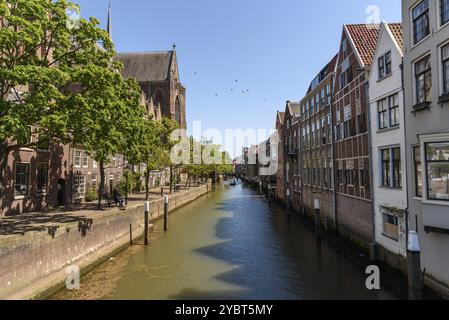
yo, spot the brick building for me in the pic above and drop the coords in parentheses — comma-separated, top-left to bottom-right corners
(283, 101, 301, 212)
(299, 55, 337, 226)
(332, 24, 380, 247)
(115, 47, 186, 129)
(275, 112, 286, 203)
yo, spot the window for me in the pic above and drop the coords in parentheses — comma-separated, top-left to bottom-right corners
(441, 0, 449, 26)
(381, 149, 391, 187)
(412, 0, 429, 44)
(378, 56, 385, 79)
(74, 150, 82, 168)
(73, 175, 86, 199)
(82, 152, 88, 168)
(380, 147, 402, 189)
(340, 67, 352, 89)
(378, 52, 392, 79)
(378, 94, 399, 129)
(425, 142, 449, 201)
(15, 163, 30, 196)
(414, 146, 423, 197)
(36, 164, 48, 194)
(389, 94, 400, 127)
(392, 148, 402, 188)
(378, 99, 388, 130)
(415, 55, 432, 104)
(442, 44, 449, 95)
(385, 52, 392, 75)
(382, 211, 399, 240)
(310, 98, 315, 115)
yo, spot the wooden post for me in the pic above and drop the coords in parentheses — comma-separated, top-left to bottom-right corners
(144, 202, 150, 246)
(314, 198, 321, 239)
(164, 195, 169, 232)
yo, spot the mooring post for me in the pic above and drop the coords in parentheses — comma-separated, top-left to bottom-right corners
(268, 183, 272, 207)
(286, 189, 291, 215)
(144, 201, 150, 246)
(407, 230, 422, 300)
(164, 195, 169, 232)
(129, 224, 133, 246)
(314, 198, 321, 238)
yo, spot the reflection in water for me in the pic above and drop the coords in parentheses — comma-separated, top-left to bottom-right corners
(51, 183, 396, 300)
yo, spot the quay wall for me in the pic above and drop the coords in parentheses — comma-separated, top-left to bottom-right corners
(0, 183, 212, 300)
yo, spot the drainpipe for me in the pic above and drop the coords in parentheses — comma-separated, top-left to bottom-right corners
(366, 75, 377, 260)
(400, 57, 423, 300)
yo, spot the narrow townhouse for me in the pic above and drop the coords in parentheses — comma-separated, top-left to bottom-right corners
(332, 24, 380, 248)
(275, 111, 286, 203)
(368, 22, 408, 271)
(299, 55, 337, 228)
(402, 0, 449, 297)
(284, 101, 301, 212)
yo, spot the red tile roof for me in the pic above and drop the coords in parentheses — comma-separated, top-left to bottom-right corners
(345, 24, 381, 66)
(388, 23, 403, 51)
(345, 23, 403, 66)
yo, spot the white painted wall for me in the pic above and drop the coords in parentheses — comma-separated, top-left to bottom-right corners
(368, 22, 407, 257)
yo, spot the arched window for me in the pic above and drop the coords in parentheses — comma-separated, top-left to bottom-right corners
(175, 96, 181, 125)
(154, 90, 164, 110)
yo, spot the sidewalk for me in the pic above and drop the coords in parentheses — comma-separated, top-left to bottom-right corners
(0, 185, 202, 238)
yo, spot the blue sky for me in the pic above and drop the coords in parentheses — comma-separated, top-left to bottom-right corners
(72, 0, 401, 157)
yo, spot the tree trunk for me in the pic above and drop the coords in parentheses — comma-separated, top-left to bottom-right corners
(145, 170, 150, 201)
(97, 160, 105, 210)
(0, 145, 8, 225)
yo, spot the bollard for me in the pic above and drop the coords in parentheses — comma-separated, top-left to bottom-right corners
(268, 184, 272, 207)
(129, 224, 133, 246)
(161, 187, 164, 196)
(164, 195, 169, 232)
(314, 198, 321, 238)
(407, 231, 423, 300)
(144, 202, 150, 246)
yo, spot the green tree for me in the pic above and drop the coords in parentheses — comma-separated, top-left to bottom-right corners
(0, 0, 116, 204)
(68, 61, 144, 209)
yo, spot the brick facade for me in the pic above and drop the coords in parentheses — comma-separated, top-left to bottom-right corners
(332, 25, 378, 246)
(299, 55, 337, 226)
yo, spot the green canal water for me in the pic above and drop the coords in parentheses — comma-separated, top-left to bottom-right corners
(51, 183, 396, 300)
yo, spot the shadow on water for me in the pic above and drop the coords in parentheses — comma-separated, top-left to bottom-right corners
(191, 185, 395, 300)
(51, 183, 397, 300)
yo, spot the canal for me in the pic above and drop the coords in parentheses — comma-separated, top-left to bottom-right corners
(51, 182, 396, 300)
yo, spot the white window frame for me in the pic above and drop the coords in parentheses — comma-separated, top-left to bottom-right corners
(419, 133, 449, 206)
